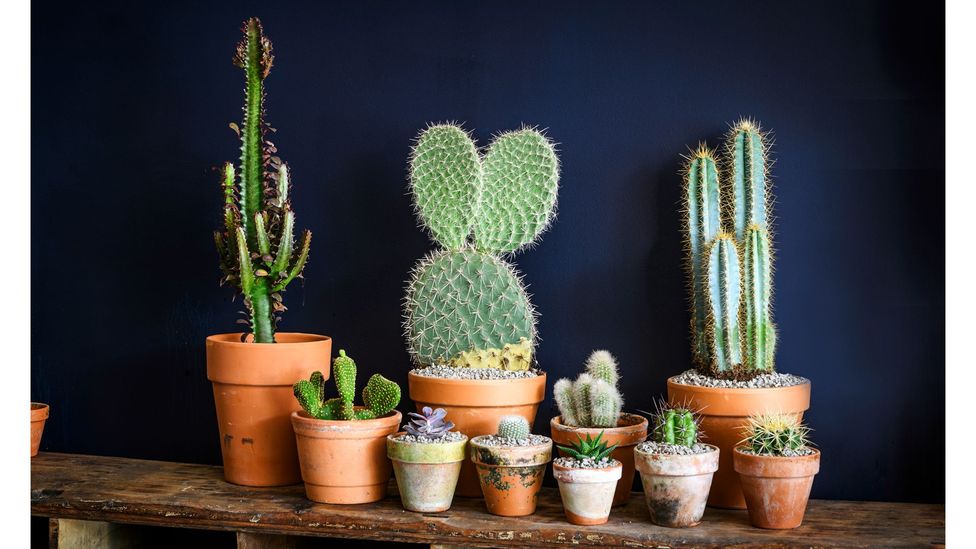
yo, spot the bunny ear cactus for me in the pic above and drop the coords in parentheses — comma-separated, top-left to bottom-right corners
(404, 124, 559, 369)
(214, 18, 311, 344)
(292, 350, 401, 420)
(554, 350, 624, 428)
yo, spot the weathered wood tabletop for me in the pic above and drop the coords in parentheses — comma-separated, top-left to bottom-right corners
(31, 452, 944, 548)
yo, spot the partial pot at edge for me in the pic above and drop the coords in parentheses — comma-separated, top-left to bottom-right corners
(553, 460, 623, 525)
(387, 432, 468, 512)
(31, 403, 49, 457)
(634, 444, 719, 528)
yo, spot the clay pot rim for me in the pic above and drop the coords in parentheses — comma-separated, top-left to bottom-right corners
(667, 376, 810, 395)
(207, 332, 331, 347)
(733, 445, 821, 460)
(387, 431, 469, 463)
(408, 370, 546, 386)
(732, 445, 821, 478)
(387, 431, 469, 445)
(469, 434, 553, 449)
(291, 409, 402, 431)
(550, 413, 648, 444)
(634, 442, 720, 458)
(552, 459, 623, 473)
(31, 402, 50, 420)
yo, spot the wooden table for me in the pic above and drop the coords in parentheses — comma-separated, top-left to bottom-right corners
(31, 453, 944, 548)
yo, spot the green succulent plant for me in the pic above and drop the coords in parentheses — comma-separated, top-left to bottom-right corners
(293, 350, 401, 420)
(651, 402, 700, 447)
(404, 124, 559, 369)
(557, 432, 618, 462)
(741, 413, 812, 456)
(214, 18, 311, 343)
(496, 415, 531, 441)
(553, 350, 624, 428)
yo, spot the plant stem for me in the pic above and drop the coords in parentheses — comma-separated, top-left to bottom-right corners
(250, 277, 275, 343)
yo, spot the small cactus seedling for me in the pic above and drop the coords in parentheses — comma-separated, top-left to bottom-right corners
(557, 432, 618, 462)
(741, 413, 812, 456)
(214, 18, 312, 343)
(293, 350, 401, 420)
(496, 416, 531, 441)
(651, 400, 701, 447)
(404, 124, 559, 369)
(404, 407, 455, 438)
(553, 350, 624, 428)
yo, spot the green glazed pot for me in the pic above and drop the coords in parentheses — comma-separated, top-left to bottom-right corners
(387, 432, 468, 512)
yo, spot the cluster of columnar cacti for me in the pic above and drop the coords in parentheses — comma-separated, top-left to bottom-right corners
(293, 350, 401, 420)
(404, 124, 560, 369)
(214, 18, 311, 343)
(742, 413, 811, 455)
(683, 119, 776, 379)
(553, 351, 624, 428)
(652, 403, 700, 447)
(497, 415, 531, 441)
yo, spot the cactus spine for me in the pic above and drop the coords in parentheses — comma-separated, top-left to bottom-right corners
(497, 415, 531, 441)
(404, 124, 559, 369)
(214, 18, 311, 343)
(554, 350, 624, 428)
(292, 350, 401, 420)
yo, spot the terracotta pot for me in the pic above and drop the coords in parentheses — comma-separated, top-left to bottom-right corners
(409, 371, 546, 497)
(31, 403, 50, 457)
(387, 432, 468, 512)
(550, 413, 648, 506)
(733, 446, 821, 529)
(469, 435, 552, 517)
(553, 460, 623, 525)
(634, 444, 719, 528)
(291, 409, 401, 504)
(667, 378, 810, 508)
(206, 333, 332, 486)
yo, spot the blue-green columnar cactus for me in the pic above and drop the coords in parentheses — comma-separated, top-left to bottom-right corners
(743, 224, 776, 372)
(293, 350, 401, 420)
(727, 119, 769, 242)
(706, 234, 743, 374)
(404, 124, 559, 369)
(214, 18, 311, 343)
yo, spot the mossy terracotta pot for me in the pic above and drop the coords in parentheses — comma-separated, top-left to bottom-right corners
(469, 435, 552, 517)
(207, 333, 332, 487)
(409, 372, 546, 497)
(550, 413, 648, 506)
(634, 444, 720, 528)
(553, 460, 622, 525)
(387, 432, 468, 512)
(667, 378, 810, 508)
(291, 408, 401, 504)
(733, 446, 821, 529)
(30, 403, 50, 457)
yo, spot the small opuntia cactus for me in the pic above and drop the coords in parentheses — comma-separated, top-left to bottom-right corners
(292, 350, 401, 421)
(497, 415, 530, 441)
(554, 350, 625, 428)
(334, 350, 357, 420)
(360, 373, 401, 419)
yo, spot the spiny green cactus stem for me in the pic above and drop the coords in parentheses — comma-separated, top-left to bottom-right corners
(333, 350, 357, 420)
(448, 338, 533, 370)
(293, 372, 327, 419)
(743, 413, 811, 456)
(361, 374, 401, 418)
(556, 350, 625, 428)
(743, 225, 776, 372)
(214, 18, 312, 344)
(497, 415, 531, 441)
(705, 234, 743, 375)
(553, 378, 577, 425)
(589, 379, 623, 428)
(292, 350, 401, 421)
(572, 373, 594, 427)
(726, 119, 769, 242)
(585, 350, 619, 386)
(683, 147, 722, 367)
(653, 407, 698, 447)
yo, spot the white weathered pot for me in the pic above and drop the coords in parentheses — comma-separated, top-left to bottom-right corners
(634, 444, 719, 528)
(552, 460, 623, 525)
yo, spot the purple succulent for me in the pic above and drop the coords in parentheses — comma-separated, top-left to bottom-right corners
(404, 407, 455, 438)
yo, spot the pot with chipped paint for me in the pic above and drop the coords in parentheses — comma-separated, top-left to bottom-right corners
(733, 446, 820, 529)
(552, 459, 623, 525)
(469, 435, 552, 517)
(387, 431, 468, 512)
(634, 444, 720, 528)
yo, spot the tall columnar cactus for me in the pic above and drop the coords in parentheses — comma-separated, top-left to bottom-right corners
(743, 225, 776, 371)
(554, 351, 624, 428)
(293, 350, 401, 420)
(705, 234, 743, 374)
(404, 124, 559, 369)
(727, 119, 769, 242)
(497, 415, 531, 441)
(214, 18, 311, 343)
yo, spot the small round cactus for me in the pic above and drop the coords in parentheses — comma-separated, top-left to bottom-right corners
(743, 413, 811, 456)
(497, 415, 530, 441)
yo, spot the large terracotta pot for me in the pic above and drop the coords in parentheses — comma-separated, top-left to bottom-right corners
(387, 432, 468, 512)
(292, 409, 402, 504)
(469, 435, 552, 517)
(733, 447, 821, 529)
(550, 413, 648, 506)
(31, 403, 50, 457)
(634, 444, 719, 527)
(667, 378, 810, 509)
(553, 461, 623, 525)
(207, 333, 332, 486)
(408, 372, 546, 497)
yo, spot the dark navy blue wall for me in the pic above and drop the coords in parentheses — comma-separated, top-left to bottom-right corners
(32, 0, 943, 508)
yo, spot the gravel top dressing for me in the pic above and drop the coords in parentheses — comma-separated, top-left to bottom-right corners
(636, 441, 714, 455)
(393, 431, 466, 444)
(737, 446, 817, 457)
(475, 434, 550, 447)
(554, 457, 619, 469)
(410, 366, 541, 380)
(671, 369, 808, 388)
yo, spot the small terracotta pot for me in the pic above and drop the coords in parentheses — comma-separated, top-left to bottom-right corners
(291, 409, 402, 504)
(409, 371, 546, 497)
(733, 446, 821, 529)
(31, 403, 50, 457)
(550, 414, 648, 506)
(634, 444, 720, 528)
(207, 333, 332, 486)
(553, 460, 623, 525)
(387, 432, 468, 512)
(469, 435, 552, 517)
(667, 377, 810, 508)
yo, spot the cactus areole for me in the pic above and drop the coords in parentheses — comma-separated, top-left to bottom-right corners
(214, 18, 312, 344)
